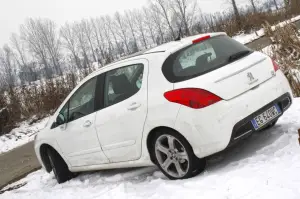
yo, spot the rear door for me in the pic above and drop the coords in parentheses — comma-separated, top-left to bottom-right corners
(163, 35, 275, 100)
(94, 59, 148, 163)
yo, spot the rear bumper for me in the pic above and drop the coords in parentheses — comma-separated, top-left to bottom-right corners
(228, 92, 292, 146)
(174, 71, 293, 158)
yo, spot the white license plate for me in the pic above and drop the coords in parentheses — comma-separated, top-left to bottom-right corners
(251, 105, 281, 130)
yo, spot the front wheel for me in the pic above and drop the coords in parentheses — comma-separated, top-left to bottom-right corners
(47, 149, 74, 184)
(151, 130, 206, 180)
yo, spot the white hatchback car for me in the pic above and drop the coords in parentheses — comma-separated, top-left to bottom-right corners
(35, 33, 293, 183)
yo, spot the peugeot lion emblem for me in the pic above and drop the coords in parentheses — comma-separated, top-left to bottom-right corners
(247, 72, 258, 85)
(247, 72, 255, 81)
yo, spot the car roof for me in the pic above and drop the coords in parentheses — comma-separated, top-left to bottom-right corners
(144, 32, 226, 54)
(90, 32, 227, 76)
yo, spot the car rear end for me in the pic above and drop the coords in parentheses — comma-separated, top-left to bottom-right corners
(162, 34, 293, 158)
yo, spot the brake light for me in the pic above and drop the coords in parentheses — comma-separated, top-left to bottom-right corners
(164, 88, 222, 109)
(192, 35, 211, 44)
(272, 60, 280, 72)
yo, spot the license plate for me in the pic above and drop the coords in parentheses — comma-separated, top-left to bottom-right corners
(251, 104, 281, 130)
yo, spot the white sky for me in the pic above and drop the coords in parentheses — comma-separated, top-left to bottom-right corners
(0, 0, 245, 46)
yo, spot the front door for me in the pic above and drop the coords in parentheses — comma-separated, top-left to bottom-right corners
(54, 77, 109, 167)
(95, 60, 148, 163)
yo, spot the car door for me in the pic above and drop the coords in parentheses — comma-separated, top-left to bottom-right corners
(94, 60, 148, 163)
(53, 76, 109, 167)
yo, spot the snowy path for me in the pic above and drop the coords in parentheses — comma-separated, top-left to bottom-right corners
(1, 99, 300, 199)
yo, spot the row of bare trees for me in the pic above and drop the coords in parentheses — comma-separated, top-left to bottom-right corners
(0, 0, 294, 88)
(0, 0, 300, 133)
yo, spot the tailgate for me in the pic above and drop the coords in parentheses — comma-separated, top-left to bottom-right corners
(174, 52, 275, 100)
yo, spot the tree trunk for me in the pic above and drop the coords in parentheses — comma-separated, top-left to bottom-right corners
(231, 0, 242, 28)
(273, 0, 279, 10)
(250, 0, 257, 13)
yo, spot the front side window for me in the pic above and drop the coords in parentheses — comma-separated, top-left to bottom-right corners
(162, 35, 253, 83)
(67, 77, 97, 122)
(104, 64, 144, 107)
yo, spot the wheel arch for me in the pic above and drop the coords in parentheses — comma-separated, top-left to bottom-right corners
(146, 126, 194, 164)
(39, 144, 65, 173)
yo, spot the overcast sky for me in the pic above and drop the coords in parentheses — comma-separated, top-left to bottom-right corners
(0, 0, 237, 46)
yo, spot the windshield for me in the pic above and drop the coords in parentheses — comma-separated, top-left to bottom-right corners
(162, 35, 253, 83)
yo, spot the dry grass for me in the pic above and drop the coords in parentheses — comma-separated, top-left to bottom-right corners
(0, 68, 90, 134)
(263, 22, 300, 96)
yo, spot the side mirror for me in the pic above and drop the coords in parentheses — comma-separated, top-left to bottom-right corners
(56, 113, 66, 126)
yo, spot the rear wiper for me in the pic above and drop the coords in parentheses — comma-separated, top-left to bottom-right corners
(228, 50, 252, 63)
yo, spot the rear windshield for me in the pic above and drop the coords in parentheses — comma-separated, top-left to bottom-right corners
(162, 35, 253, 83)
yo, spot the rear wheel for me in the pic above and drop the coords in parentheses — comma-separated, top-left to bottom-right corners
(151, 130, 206, 180)
(47, 149, 74, 184)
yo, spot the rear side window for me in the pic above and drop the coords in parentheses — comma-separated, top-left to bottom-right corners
(104, 64, 144, 107)
(162, 35, 252, 83)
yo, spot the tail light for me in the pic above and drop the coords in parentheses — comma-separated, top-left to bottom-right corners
(164, 88, 222, 109)
(272, 60, 280, 72)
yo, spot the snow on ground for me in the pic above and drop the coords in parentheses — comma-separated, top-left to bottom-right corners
(233, 15, 300, 44)
(0, 117, 49, 154)
(1, 99, 300, 199)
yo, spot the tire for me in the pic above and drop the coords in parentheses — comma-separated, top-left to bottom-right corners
(151, 129, 206, 180)
(47, 148, 74, 184)
(190, 157, 207, 177)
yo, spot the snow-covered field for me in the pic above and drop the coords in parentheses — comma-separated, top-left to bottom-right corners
(1, 99, 300, 199)
(0, 117, 49, 154)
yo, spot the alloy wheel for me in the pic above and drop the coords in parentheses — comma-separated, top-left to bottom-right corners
(155, 134, 190, 178)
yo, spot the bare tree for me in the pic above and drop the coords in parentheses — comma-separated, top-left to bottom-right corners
(230, 0, 242, 28)
(114, 12, 130, 54)
(100, 16, 116, 61)
(10, 34, 28, 70)
(74, 22, 91, 69)
(143, 8, 157, 46)
(20, 19, 52, 78)
(273, 0, 279, 10)
(170, 0, 197, 36)
(132, 10, 148, 49)
(151, 0, 176, 40)
(125, 11, 139, 52)
(105, 16, 124, 57)
(250, 0, 258, 13)
(149, 4, 165, 44)
(36, 19, 62, 75)
(0, 45, 21, 122)
(80, 20, 97, 63)
(91, 18, 106, 65)
(10, 33, 34, 84)
(60, 23, 82, 69)
(0, 45, 16, 87)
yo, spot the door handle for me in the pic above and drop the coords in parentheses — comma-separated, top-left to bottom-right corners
(83, 120, 92, 127)
(127, 102, 141, 111)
